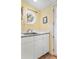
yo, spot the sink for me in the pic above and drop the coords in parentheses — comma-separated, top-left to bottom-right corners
(23, 32, 38, 35)
(21, 32, 38, 37)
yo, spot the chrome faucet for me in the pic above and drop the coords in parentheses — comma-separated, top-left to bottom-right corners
(27, 29, 33, 33)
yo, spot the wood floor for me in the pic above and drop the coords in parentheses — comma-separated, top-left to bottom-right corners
(39, 53, 57, 59)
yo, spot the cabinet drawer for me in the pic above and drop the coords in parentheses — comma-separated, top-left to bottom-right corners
(22, 37, 34, 45)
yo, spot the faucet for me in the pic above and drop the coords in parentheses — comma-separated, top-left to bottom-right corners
(27, 29, 33, 33)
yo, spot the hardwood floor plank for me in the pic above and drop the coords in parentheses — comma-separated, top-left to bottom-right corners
(39, 53, 57, 59)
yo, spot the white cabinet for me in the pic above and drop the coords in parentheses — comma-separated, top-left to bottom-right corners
(21, 34, 49, 59)
(34, 35, 43, 59)
(41, 34, 49, 54)
(21, 37, 34, 59)
(34, 34, 49, 59)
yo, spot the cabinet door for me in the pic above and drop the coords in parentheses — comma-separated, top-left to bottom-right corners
(34, 35, 43, 59)
(41, 34, 49, 54)
(21, 37, 34, 59)
(34, 34, 49, 59)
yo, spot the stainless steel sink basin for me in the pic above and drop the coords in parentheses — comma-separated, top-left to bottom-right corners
(21, 32, 38, 37)
(23, 33, 38, 35)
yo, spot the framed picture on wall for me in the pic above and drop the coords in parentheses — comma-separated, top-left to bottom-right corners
(27, 10, 36, 24)
(43, 16, 48, 24)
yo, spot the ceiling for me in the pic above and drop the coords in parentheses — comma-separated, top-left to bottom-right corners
(24, 0, 57, 10)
